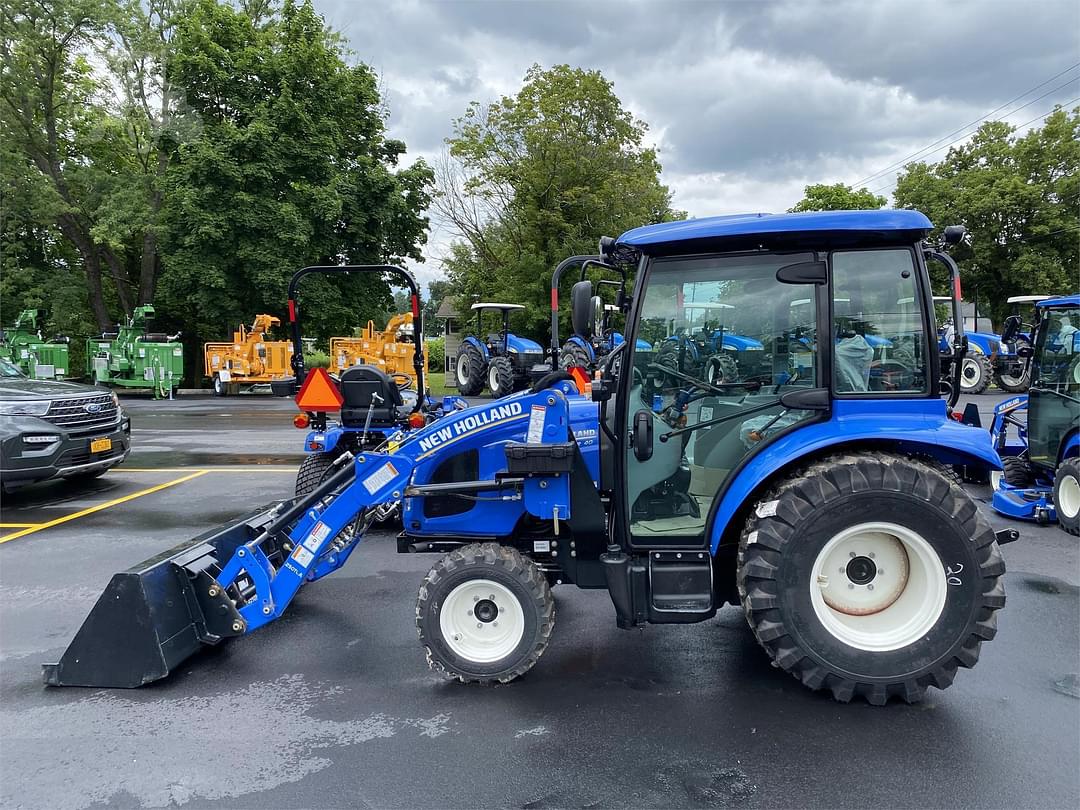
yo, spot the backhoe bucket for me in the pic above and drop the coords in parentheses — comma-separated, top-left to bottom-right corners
(43, 506, 280, 688)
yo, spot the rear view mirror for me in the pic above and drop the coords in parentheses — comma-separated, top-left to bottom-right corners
(943, 225, 966, 246)
(571, 280, 594, 337)
(1000, 315, 1022, 344)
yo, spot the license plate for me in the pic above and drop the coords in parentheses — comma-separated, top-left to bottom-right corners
(90, 437, 112, 453)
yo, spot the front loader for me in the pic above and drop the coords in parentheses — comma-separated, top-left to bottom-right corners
(46, 210, 1013, 705)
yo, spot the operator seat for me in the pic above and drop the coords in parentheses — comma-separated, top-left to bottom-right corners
(339, 364, 404, 427)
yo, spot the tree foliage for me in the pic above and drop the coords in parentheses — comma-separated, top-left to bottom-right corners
(789, 183, 886, 212)
(894, 108, 1079, 321)
(437, 64, 683, 339)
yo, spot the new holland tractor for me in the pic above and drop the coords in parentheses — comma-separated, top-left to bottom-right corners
(454, 303, 545, 397)
(932, 296, 1013, 394)
(46, 210, 1013, 706)
(992, 295, 1051, 393)
(0, 309, 70, 380)
(989, 294, 1080, 534)
(271, 266, 467, 508)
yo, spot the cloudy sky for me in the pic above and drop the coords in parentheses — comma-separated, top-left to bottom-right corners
(314, 0, 1079, 287)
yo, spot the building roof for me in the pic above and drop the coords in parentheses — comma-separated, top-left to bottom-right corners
(470, 303, 525, 312)
(617, 209, 933, 249)
(435, 298, 460, 319)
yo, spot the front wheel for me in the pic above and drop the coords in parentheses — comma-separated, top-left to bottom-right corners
(737, 453, 1005, 704)
(1054, 459, 1080, 536)
(416, 543, 554, 683)
(994, 358, 1030, 393)
(487, 356, 514, 398)
(959, 354, 991, 394)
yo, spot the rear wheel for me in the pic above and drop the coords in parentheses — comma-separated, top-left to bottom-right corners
(1054, 459, 1080, 536)
(737, 453, 1004, 704)
(416, 543, 554, 683)
(212, 374, 229, 397)
(1001, 456, 1033, 488)
(295, 452, 336, 496)
(994, 355, 1030, 393)
(559, 340, 593, 371)
(705, 354, 739, 385)
(455, 343, 486, 396)
(487, 356, 514, 398)
(959, 354, 991, 394)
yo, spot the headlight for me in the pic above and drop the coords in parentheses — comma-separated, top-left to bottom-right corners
(507, 347, 519, 354)
(0, 400, 51, 416)
(111, 392, 119, 408)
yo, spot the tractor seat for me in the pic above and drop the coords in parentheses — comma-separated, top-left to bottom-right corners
(339, 365, 404, 427)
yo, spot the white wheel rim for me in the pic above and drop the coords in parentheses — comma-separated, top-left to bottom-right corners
(456, 357, 469, 386)
(1072, 362, 1080, 386)
(439, 579, 525, 663)
(989, 470, 1003, 490)
(488, 364, 500, 392)
(1058, 473, 1080, 519)
(961, 358, 982, 387)
(810, 522, 947, 652)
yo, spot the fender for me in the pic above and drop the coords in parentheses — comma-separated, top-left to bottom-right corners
(304, 427, 343, 454)
(462, 335, 490, 359)
(1061, 430, 1080, 462)
(706, 398, 1003, 554)
(567, 335, 597, 362)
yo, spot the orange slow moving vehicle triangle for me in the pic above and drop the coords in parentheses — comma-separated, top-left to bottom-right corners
(295, 367, 344, 412)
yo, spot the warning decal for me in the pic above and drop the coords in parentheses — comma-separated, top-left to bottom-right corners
(292, 546, 315, 567)
(362, 461, 399, 495)
(303, 521, 331, 552)
(526, 405, 546, 444)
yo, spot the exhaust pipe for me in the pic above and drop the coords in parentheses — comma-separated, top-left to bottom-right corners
(43, 505, 280, 688)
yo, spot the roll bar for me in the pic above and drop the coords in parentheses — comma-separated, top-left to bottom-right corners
(286, 265, 425, 406)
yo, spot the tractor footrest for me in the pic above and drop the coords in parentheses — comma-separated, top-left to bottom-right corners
(648, 550, 714, 620)
(504, 442, 575, 475)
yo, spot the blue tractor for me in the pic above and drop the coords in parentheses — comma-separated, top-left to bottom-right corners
(47, 210, 1014, 705)
(932, 296, 1016, 394)
(270, 265, 467, 509)
(992, 295, 1051, 393)
(989, 294, 1080, 534)
(455, 303, 546, 398)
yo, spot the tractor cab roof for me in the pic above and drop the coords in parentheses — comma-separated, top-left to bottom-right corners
(470, 303, 526, 312)
(1037, 294, 1080, 309)
(1008, 295, 1051, 304)
(617, 209, 932, 252)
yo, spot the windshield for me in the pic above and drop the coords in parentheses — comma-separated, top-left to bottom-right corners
(1033, 305, 1080, 389)
(0, 358, 26, 378)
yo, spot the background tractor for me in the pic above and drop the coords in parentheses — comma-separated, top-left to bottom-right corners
(204, 314, 293, 396)
(328, 312, 427, 382)
(0, 309, 70, 380)
(86, 305, 182, 398)
(990, 294, 1080, 534)
(455, 303, 545, 397)
(47, 210, 1012, 708)
(993, 295, 1051, 393)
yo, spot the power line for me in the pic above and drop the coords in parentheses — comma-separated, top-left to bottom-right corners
(851, 62, 1080, 188)
(869, 95, 1080, 195)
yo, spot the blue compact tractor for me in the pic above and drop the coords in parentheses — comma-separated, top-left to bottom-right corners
(990, 294, 1080, 534)
(455, 303, 545, 398)
(47, 210, 1014, 705)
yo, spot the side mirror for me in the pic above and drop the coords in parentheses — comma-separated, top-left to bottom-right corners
(943, 225, 966, 246)
(1000, 315, 1022, 344)
(571, 280, 594, 338)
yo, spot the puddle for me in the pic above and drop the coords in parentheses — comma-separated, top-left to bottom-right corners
(1052, 674, 1080, 699)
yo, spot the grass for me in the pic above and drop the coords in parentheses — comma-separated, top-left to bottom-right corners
(425, 371, 454, 397)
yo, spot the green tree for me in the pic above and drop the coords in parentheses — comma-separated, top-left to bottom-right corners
(789, 183, 886, 212)
(437, 64, 683, 339)
(158, 0, 434, 346)
(894, 108, 1079, 322)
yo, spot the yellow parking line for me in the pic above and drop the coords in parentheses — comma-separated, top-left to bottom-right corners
(0, 471, 209, 544)
(115, 467, 295, 473)
(0, 523, 41, 528)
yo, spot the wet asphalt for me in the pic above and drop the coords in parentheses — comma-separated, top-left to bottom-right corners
(0, 391, 1077, 810)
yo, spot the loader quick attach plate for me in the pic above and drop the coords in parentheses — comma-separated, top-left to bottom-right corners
(42, 505, 281, 688)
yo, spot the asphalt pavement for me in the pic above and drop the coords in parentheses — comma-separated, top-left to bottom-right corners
(0, 390, 1077, 809)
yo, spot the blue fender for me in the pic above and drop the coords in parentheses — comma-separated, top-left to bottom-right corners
(305, 426, 345, 454)
(706, 398, 1003, 554)
(566, 334, 597, 362)
(1062, 431, 1080, 461)
(461, 335, 489, 359)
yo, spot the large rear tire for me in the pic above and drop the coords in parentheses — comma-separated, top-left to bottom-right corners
(959, 354, 991, 394)
(455, 343, 486, 396)
(1054, 459, 1080, 536)
(705, 354, 739, 385)
(1001, 456, 1033, 488)
(417, 543, 554, 684)
(559, 340, 593, 371)
(737, 453, 1005, 705)
(295, 452, 336, 496)
(487, 356, 514, 398)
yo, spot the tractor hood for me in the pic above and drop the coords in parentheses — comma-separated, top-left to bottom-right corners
(721, 334, 764, 351)
(506, 334, 544, 354)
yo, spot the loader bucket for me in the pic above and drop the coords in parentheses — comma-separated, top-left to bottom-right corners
(43, 505, 281, 688)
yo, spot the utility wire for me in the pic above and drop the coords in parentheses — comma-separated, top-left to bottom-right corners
(851, 62, 1080, 188)
(869, 95, 1080, 195)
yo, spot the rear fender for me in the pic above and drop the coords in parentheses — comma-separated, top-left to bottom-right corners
(567, 335, 596, 362)
(706, 398, 1002, 554)
(1061, 430, 1080, 462)
(462, 335, 489, 359)
(305, 426, 345, 454)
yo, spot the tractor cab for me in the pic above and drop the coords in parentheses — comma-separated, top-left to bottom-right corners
(991, 295, 1080, 533)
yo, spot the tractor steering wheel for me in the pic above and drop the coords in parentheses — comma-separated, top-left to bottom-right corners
(390, 372, 413, 390)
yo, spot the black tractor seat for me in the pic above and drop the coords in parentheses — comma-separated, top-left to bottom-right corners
(339, 365, 405, 428)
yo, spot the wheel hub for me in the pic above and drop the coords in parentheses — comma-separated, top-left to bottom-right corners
(439, 579, 524, 663)
(474, 598, 498, 623)
(845, 555, 877, 586)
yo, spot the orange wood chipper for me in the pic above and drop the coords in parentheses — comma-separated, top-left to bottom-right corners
(204, 314, 293, 396)
(329, 312, 427, 385)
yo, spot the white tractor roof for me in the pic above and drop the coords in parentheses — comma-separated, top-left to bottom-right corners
(1007, 295, 1051, 304)
(470, 303, 525, 312)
